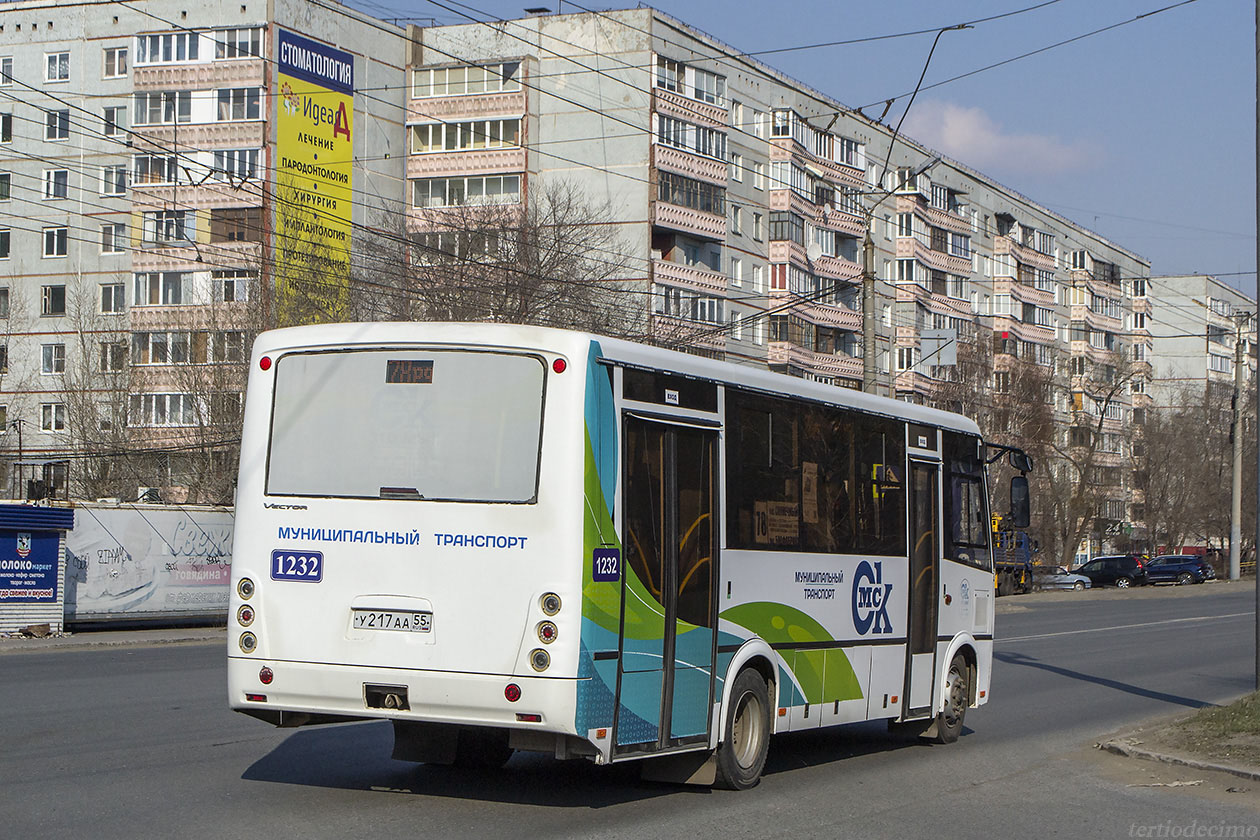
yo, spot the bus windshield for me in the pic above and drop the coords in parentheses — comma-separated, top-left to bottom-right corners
(266, 348, 545, 502)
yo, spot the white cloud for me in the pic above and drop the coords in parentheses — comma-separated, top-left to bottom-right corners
(901, 100, 1100, 176)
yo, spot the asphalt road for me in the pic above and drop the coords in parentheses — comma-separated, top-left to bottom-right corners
(4, 582, 1259, 839)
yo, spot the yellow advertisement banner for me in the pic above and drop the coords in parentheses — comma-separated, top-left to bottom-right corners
(274, 30, 354, 324)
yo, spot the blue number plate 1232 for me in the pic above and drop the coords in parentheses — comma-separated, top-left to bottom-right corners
(271, 549, 323, 582)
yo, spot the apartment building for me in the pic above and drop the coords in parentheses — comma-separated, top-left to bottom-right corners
(0, 1, 1161, 553)
(1144, 274, 1256, 403)
(0, 0, 404, 501)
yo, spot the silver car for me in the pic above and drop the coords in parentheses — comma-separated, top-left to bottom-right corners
(1034, 565, 1092, 591)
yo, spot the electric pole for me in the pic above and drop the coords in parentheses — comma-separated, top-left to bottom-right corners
(1230, 311, 1252, 580)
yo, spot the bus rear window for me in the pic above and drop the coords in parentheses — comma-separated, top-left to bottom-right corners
(266, 349, 545, 503)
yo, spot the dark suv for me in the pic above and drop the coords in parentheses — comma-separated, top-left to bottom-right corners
(1073, 554, 1148, 588)
(1146, 554, 1216, 585)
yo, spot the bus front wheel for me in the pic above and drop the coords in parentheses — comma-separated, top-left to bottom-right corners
(933, 655, 969, 744)
(714, 668, 771, 790)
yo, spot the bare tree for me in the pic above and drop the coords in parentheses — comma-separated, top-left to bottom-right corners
(381, 179, 648, 337)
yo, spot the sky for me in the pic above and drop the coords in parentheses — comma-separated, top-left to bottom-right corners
(348, 0, 1256, 295)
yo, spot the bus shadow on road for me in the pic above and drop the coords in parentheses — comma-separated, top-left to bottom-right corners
(243, 720, 676, 806)
(994, 650, 1214, 709)
(241, 717, 936, 802)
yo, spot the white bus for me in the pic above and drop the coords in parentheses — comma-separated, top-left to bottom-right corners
(228, 322, 1030, 789)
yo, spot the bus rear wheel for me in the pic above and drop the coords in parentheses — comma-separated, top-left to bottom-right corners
(714, 668, 771, 790)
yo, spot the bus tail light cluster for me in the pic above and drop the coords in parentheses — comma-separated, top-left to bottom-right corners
(237, 577, 257, 654)
(529, 649, 550, 671)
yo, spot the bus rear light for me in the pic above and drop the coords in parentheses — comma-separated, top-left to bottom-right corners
(237, 605, 255, 627)
(516, 713, 542, 722)
(537, 621, 558, 644)
(504, 683, 521, 702)
(540, 593, 561, 616)
(260, 356, 272, 371)
(552, 358, 567, 374)
(245, 693, 267, 702)
(259, 667, 274, 685)
(237, 578, 255, 600)
(239, 632, 258, 654)
(529, 648, 550, 672)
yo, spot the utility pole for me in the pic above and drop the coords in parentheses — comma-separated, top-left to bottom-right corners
(862, 229, 878, 393)
(1230, 311, 1251, 580)
(1254, 0, 1258, 690)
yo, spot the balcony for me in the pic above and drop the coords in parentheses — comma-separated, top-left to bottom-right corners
(653, 87, 727, 129)
(406, 90, 526, 123)
(652, 256, 727, 295)
(407, 147, 526, 179)
(133, 60, 264, 89)
(652, 200, 726, 240)
(653, 144, 726, 186)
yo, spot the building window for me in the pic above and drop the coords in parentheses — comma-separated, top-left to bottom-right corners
(0, 57, 11, 85)
(729, 152, 742, 182)
(133, 154, 178, 185)
(212, 149, 258, 181)
(0, 229, 8, 259)
(101, 222, 127, 254)
(655, 56, 681, 92)
(691, 67, 725, 105)
(213, 270, 253, 302)
(102, 164, 127, 196)
(43, 228, 68, 258)
(135, 32, 200, 65)
(41, 343, 66, 374)
(411, 174, 522, 208)
(41, 403, 67, 432)
(412, 62, 521, 97)
(103, 46, 128, 78)
(133, 91, 191, 126)
(410, 118, 521, 153)
(45, 109, 70, 140)
(657, 171, 726, 215)
(100, 282, 126, 313)
(100, 342, 127, 373)
(129, 393, 196, 427)
(216, 87, 261, 121)
(214, 27, 262, 59)
(209, 207, 263, 242)
(753, 162, 765, 190)
(1, 112, 10, 142)
(133, 272, 188, 305)
(1132, 278, 1147, 298)
(42, 284, 67, 315)
(46, 51, 70, 82)
(43, 168, 70, 199)
(0, 173, 8, 201)
(143, 210, 193, 244)
(0, 288, 8, 317)
(103, 106, 125, 136)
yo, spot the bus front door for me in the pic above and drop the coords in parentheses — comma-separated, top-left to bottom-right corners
(904, 459, 940, 719)
(616, 416, 717, 753)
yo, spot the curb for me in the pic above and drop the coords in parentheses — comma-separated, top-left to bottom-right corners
(1098, 738, 1260, 783)
(0, 630, 226, 655)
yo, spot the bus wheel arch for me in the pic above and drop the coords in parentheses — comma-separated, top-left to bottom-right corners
(931, 643, 976, 745)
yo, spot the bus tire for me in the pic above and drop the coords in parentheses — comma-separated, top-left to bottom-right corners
(933, 655, 969, 745)
(714, 668, 771, 790)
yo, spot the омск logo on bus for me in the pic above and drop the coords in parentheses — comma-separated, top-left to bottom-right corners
(853, 560, 893, 634)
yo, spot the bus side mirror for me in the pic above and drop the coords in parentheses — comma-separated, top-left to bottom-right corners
(1009, 475, 1030, 529)
(1008, 451, 1033, 473)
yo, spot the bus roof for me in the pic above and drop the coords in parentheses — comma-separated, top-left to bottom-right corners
(253, 321, 983, 437)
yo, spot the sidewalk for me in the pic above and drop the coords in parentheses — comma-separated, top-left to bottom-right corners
(0, 625, 226, 654)
(1098, 697, 1260, 785)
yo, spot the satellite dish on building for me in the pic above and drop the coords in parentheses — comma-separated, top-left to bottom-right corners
(806, 241, 822, 263)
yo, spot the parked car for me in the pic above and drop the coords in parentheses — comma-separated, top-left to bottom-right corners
(1033, 565, 1092, 591)
(1146, 554, 1216, 585)
(1073, 554, 1149, 588)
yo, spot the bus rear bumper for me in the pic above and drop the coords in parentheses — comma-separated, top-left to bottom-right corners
(228, 655, 579, 735)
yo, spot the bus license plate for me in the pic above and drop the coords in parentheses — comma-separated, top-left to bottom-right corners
(353, 609, 432, 633)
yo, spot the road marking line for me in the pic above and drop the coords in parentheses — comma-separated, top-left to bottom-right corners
(998, 611, 1254, 643)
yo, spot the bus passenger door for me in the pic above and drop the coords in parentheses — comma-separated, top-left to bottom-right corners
(617, 415, 717, 753)
(904, 459, 940, 719)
